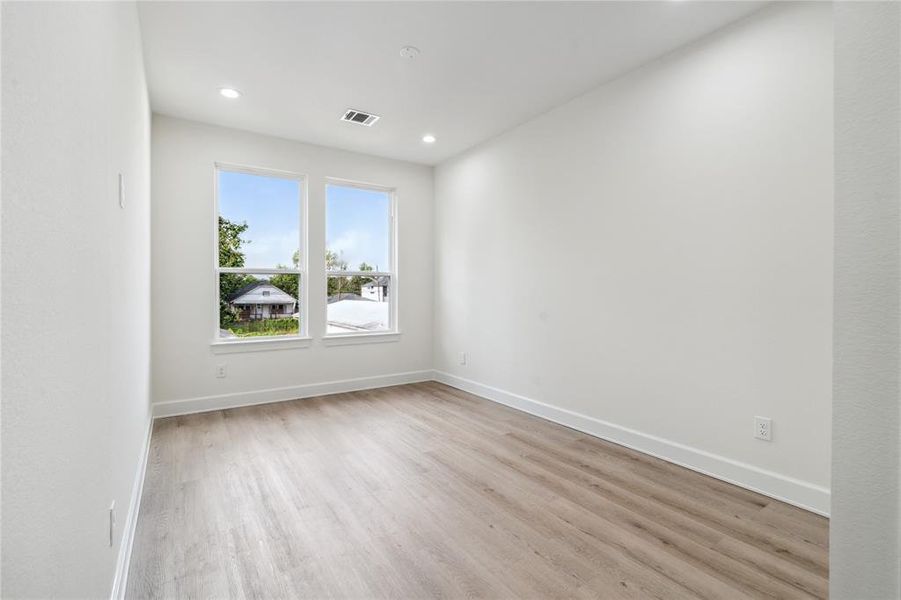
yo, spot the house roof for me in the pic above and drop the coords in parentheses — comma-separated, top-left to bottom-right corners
(227, 280, 265, 301)
(228, 280, 295, 305)
(361, 276, 389, 288)
(327, 292, 368, 304)
(327, 298, 390, 332)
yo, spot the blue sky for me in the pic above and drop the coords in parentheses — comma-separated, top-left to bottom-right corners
(219, 171, 300, 268)
(218, 171, 389, 270)
(326, 184, 390, 271)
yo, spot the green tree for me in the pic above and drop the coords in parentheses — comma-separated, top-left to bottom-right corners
(326, 249, 349, 298)
(270, 250, 300, 302)
(218, 216, 249, 267)
(325, 249, 347, 271)
(324, 254, 380, 299)
(218, 217, 255, 327)
(350, 262, 375, 296)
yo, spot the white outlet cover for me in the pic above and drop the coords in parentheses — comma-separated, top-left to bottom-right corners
(754, 416, 772, 441)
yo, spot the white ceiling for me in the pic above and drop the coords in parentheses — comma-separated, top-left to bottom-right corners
(138, 1, 765, 166)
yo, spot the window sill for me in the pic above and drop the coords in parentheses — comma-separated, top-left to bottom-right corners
(211, 336, 313, 354)
(321, 332, 401, 346)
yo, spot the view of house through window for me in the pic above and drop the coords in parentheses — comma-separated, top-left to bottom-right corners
(326, 183, 393, 334)
(217, 168, 303, 339)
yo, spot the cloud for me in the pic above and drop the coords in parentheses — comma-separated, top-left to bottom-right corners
(329, 229, 382, 269)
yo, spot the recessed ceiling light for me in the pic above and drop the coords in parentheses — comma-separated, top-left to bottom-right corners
(422, 134, 436, 144)
(400, 46, 421, 59)
(219, 87, 242, 99)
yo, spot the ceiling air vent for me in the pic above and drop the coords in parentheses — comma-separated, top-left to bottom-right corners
(341, 109, 380, 127)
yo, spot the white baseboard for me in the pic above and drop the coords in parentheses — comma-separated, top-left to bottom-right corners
(432, 370, 830, 516)
(150, 369, 829, 516)
(110, 416, 153, 600)
(152, 370, 434, 418)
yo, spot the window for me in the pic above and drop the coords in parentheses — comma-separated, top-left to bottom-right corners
(215, 165, 305, 341)
(325, 182, 395, 335)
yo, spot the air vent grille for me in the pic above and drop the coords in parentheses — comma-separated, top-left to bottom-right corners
(341, 109, 380, 127)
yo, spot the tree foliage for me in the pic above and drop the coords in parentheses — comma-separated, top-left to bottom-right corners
(326, 252, 376, 298)
(326, 249, 349, 297)
(349, 262, 375, 296)
(325, 249, 348, 271)
(218, 216, 249, 268)
(218, 216, 255, 327)
(270, 250, 300, 303)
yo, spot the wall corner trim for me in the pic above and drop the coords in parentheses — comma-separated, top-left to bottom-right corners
(432, 370, 830, 516)
(152, 370, 435, 418)
(110, 416, 154, 600)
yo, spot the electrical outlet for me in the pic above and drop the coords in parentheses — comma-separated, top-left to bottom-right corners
(216, 364, 227, 378)
(754, 416, 772, 441)
(458, 352, 467, 365)
(108, 501, 116, 547)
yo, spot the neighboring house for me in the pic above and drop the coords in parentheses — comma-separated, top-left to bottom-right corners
(228, 280, 296, 320)
(361, 276, 389, 302)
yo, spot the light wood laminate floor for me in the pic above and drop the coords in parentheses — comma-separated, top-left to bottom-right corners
(127, 382, 828, 599)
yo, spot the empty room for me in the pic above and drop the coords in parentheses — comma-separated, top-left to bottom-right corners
(2, 1, 900, 598)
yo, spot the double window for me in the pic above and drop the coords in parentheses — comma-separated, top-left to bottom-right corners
(214, 165, 396, 345)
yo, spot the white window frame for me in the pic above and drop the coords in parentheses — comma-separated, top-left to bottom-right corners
(212, 162, 310, 352)
(324, 178, 399, 343)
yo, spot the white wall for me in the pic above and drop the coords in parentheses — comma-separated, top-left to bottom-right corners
(831, 2, 901, 597)
(434, 2, 833, 512)
(1, 2, 152, 597)
(151, 116, 433, 411)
